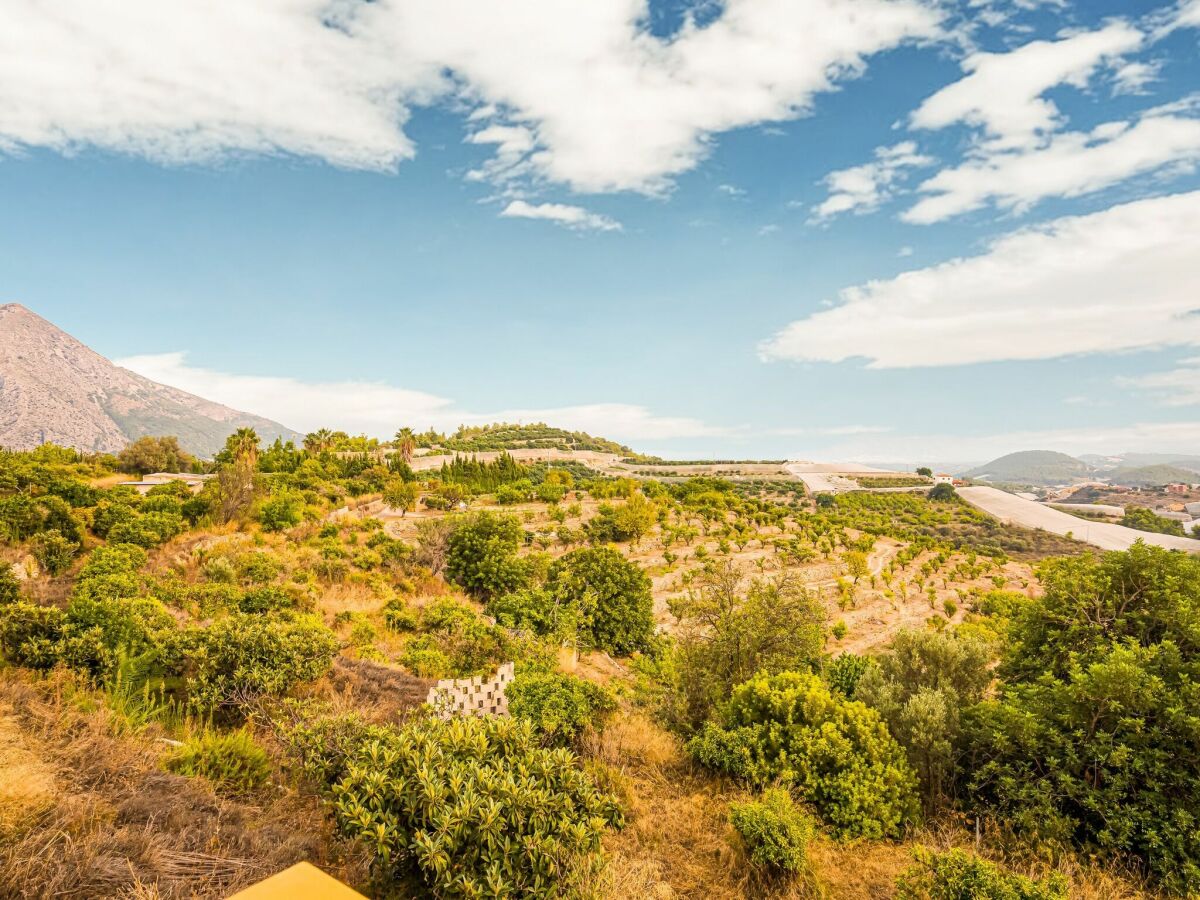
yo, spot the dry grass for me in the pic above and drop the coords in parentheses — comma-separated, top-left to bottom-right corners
(0, 669, 368, 900)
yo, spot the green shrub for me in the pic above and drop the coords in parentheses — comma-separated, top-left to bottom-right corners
(181, 613, 338, 711)
(547, 546, 654, 655)
(399, 641, 453, 678)
(291, 713, 623, 898)
(257, 493, 303, 532)
(894, 847, 1067, 900)
(507, 672, 617, 746)
(165, 728, 272, 795)
(688, 671, 919, 839)
(0, 601, 64, 669)
(382, 598, 419, 632)
(831, 620, 847, 640)
(486, 587, 578, 642)
(108, 510, 184, 548)
(31, 529, 78, 576)
(728, 788, 815, 875)
(824, 652, 873, 698)
(0, 564, 21, 605)
(237, 586, 295, 613)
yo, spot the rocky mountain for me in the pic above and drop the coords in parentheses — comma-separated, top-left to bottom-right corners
(0, 304, 300, 457)
(964, 450, 1092, 486)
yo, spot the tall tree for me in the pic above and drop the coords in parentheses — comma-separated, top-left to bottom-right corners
(393, 427, 417, 464)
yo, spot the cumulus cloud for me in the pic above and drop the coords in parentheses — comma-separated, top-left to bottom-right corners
(0, 0, 943, 194)
(1118, 357, 1200, 406)
(810, 141, 934, 221)
(115, 352, 728, 441)
(759, 190, 1200, 368)
(499, 200, 622, 231)
(911, 22, 1143, 151)
(902, 113, 1200, 223)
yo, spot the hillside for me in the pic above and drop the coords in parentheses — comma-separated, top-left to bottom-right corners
(430, 422, 633, 455)
(965, 449, 1091, 486)
(1107, 463, 1199, 487)
(0, 304, 299, 456)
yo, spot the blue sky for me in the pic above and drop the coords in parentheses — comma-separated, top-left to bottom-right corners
(2, 0, 1199, 463)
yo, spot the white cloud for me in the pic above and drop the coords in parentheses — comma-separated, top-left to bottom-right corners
(810, 141, 934, 221)
(499, 200, 621, 231)
(717, 184, 746, 197)
(115, 352, 728, 442)
(0, 0, 943, 194)
(760, 190, 1200, 368)
(1118, 357, 1200, 406)
(911, 22, 1143, 151)
(1172, 0, 1200, 30)
(903, 113, 1200, 223)
(897, 245, 914, 257)
(1111, 60, 1161, 95)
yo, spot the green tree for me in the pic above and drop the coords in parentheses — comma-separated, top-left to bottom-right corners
(856, 629, 992, 811)
(393, 427, 417, 464)
(929, 483, 957, 502)
(916, 467, 933, 478)
(116, 435, 194, 476)
(445, 512, 530, 600)
(965, 544, 1200, 894)
(382, 478, 420, 516)
(547, 546, 654, 655)
(670, 561, 825, 727)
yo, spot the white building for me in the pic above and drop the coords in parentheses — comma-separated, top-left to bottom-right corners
(932, 473, 954, 485)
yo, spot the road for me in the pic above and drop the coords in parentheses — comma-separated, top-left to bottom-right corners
(959, 486, 1200, 553)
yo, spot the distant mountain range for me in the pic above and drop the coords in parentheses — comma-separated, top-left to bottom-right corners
(964, 449, 1200, 487)
(0, 304, 299, 457)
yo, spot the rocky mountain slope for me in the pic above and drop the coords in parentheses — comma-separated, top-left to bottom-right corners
(0, 304, 299, 456)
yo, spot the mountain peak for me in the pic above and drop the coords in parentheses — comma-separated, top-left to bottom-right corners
(0, 305, 299, 455)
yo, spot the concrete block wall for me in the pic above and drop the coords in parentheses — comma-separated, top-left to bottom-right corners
(427, 661, 515, 718)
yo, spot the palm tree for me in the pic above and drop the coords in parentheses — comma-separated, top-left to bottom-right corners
(394, 427, 417, 464)
(304, 428, 334, 454)
(229, 427, 260, 466)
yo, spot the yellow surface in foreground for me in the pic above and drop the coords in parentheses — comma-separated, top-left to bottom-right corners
(228, 862, 366, 900)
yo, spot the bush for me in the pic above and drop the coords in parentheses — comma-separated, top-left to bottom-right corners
(729, 788, 815, 876)
(486, 587, 578, 643)
(108, 510, 184, 548)
(507, 672, 617, 746)
(291, 713, 623, 898)
(689, 671, 919, 839)
(181, 613, 338, 711)
(0, 564, 21, 605)
(547, 546, 654, 655)
(0, 601, 64, 669)
(670, 562, 825, 728)
(382, 598, 419, 632)
(894, 847, 1067, 900)
(165, 728, 272, 795)
(824, 652, 873, 698)
(31, 529, 78, 576)
(257, 493, 303, 532)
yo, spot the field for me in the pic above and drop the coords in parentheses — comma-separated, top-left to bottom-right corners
(0, 439, 1188, 899)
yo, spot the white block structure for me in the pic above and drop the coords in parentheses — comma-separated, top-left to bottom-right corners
(426, 662, 515, 718)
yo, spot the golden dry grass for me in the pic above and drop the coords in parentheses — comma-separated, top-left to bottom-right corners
(0, 669, 370, 900)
